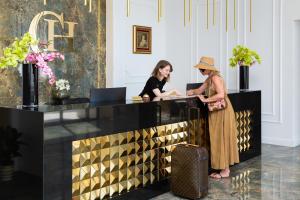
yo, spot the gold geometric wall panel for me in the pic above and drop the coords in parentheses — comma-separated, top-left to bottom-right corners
(236, 110, 253, 152)
(72, 121, 196, 200)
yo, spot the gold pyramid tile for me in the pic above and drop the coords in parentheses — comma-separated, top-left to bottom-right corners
(127, 179, 135, 191)
(90, 190, 100, 200)
(73, 168, 80, 183)
(90, 151, 100, 164)
(150, 171, 158, 183)
(143, 129, 151, 140)
(143, 140, 150, 151)
(143, 151, 150, 163)
(90, 137, 101, 151)
(158, 136, 165, 146)
(165, 156, 171, 164)
(127, 154, 135, 167)
(110, 171, 119, 185)
(119, 181, 127, 194)
(150, 149, 157, 161)
(135, 175, 143, 188)
(72, 141, 80, 155)
(100, 160, 110, 174)
(143, 162, 151, 175)
(72, 155, 80, 169)
(165, 135, 172, 146)
(90, 177, 100, 191)
(80, 179, 91, 194)
(80, 166, 91, 180)
(110, 146, 119, 160)
(165, 167, 171, 177)
(119, 132, 127, 145)
(100, 186, 109, 199)
(100, 148, 110, 162)
(72, 196, 80, 200)
(150, 128, 158, 138)
(135, 141, 143, 153)
(166, 124, 172, 135)
(171, 124, 178, 134)
(135, 153, 143, 165)
(72, 182, 80, 196)
(157, 125, 166, 136)
(110, 158, 119, 172)
(119, 144, 127, 158)
(135, 130, 143, 141)
(127, 131, 135, 143)
(119, 169, 127, 182)
(135, 164, 143, 177)
(110, 134, 119, 147)
(80, 152, 91, 167)
(165, 146, 172, 156)
(127, 166, 135, 179)
(119, 156, 127, 170)
(80, 140, 90, 153)
(143, 174, 150, 186)
(100, 136, 110, 149)
(100, 173, 110, 187)
(127, 143, 135, 155)
(90, 164, 100, 178)
(80, 193, 90, 200)
(150, 138, 158, 149)
(150, 160, 158, 172)
(172, 133, 178, 144)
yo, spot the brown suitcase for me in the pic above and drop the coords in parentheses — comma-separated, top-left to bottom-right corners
(171, 144, 208, 199)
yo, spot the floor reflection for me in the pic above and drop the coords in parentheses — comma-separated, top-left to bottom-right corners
(152, 144, 300, 200)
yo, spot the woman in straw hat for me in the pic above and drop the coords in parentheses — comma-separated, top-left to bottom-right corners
(187, 56, 239, 179)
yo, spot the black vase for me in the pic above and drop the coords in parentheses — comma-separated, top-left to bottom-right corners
(22, 64, 38, 106)
(239, 66, 249, 90)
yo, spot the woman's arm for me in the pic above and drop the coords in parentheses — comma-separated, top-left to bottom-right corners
(199, 75, 225, 103)
(187, 81, 208, 96)
(153, 88, 181, 97)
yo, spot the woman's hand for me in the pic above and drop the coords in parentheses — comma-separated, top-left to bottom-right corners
(198, 95, 207, 103)
(186, 90, 194, 96)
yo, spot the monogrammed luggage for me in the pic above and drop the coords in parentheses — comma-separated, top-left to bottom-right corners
(171, 144, 208, 199)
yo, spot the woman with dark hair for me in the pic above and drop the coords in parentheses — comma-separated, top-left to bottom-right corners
(139, 60, 181, 100)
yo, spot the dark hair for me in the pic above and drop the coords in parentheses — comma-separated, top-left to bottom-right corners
(151, 60, 173, 81)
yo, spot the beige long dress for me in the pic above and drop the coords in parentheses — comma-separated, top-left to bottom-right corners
(205, 74, 239, 170)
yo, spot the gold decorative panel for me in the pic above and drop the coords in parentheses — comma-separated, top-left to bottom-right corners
(72, 121, 194, 200)
(236, 110, 253, 152)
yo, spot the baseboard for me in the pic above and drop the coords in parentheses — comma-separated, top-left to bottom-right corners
(262, 136, 298, 147)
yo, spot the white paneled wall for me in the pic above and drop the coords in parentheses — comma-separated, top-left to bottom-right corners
(107, 0, 300, 147)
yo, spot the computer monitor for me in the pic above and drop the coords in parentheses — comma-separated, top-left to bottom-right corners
(90, 87, 126, 103)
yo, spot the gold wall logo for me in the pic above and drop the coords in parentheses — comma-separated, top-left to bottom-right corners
(29, 11, 78, 51)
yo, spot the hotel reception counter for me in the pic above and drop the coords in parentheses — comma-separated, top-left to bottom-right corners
(0, 90, 261, 200)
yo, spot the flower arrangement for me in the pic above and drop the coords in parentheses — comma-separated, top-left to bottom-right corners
(0, 32, 64, 85)
(229, 45, 261, 67)
(51, 79, 70, 101)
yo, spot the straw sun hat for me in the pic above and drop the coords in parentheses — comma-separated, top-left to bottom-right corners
(194, 56, 219, 72)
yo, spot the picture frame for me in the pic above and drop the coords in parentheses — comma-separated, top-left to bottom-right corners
(133, 25, 152, 54)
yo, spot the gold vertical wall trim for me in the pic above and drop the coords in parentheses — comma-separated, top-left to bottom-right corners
(189, 0, 192, 23)
(97, 0, 101, 87)
(206, 0, 209, 29)
(234, 0, 236, 30)
(184, 0, 186, 26)
(89, 0, 92, 12)
(43, 0, 47, 5)
(226, 0, 228, 32)
(158, 0, 161, 22)
(213, 0, 215, 25)
(160, 0, 163, 18)
(250, 0, 252, 32)
(127, 0, 130, 17)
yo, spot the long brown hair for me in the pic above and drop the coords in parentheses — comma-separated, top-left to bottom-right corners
(151, 60, 173, 81)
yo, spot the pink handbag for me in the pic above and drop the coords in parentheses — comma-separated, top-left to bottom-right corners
(207, 98, 227, 112)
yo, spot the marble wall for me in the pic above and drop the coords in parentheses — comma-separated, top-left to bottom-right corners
(0, 0, 106, 105)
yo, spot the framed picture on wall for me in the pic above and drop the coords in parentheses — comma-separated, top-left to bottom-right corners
(133, 25, 152, 54)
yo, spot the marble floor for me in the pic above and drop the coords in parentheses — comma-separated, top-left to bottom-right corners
(151, 144, 300, 200)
